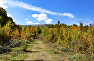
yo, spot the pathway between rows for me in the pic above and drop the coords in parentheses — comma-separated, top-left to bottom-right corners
(25, 40, 52, 61)
(24, 40, 69, 61)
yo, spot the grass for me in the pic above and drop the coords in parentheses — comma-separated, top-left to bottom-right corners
(44, 48, 54, 55)
(11, 52, 28, 60)
(43, 41, 94, 61)
(0, 40, 34, 61)
(43, 41, 74, 61)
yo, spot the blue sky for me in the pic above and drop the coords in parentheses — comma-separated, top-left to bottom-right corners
(0, 0, 94, 25)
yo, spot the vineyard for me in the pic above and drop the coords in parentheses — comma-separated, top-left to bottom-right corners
(0, 7, 94, 61)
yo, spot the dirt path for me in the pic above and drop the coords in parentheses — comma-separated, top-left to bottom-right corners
(25, 40, 52, 61)
(25, 40, 70, 61)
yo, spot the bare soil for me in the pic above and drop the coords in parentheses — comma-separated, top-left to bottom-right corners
(25, 40, 69, 61)
(25, 40, 52, 61)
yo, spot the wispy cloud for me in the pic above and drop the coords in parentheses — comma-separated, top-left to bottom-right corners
(25, 18, 29, 21)
(5, 0, 75, 18)
(24, 18, 33, 24)
(34, 23, 40, 25)
(0, 0, 8, 9)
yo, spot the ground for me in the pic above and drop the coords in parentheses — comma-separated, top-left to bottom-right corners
(25, 40, 68, 61)
(25, 40, 52, 61)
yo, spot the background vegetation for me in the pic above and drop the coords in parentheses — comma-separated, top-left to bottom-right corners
(40, 21, 94, 61)
(0, 7, 41, 60)
(0, 7, 94, 61)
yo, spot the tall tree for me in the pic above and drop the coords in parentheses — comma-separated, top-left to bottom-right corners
(0, 7, 16, 27)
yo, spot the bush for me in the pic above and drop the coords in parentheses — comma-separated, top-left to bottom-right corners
(0, 28, 10, 46)
(57, 46, 70, 52)
(10, 39, 22, 48)
(21, 40, 28, 51)
(71, 53, 86, 61)
(90, 53, 94, 61)
(0, 46, 11, 54)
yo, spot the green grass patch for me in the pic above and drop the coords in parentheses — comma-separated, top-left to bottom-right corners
(11, 52, 28, 61)
(0, 40, 34, 61)
(44, 48, 54, 55)
(26, 41, 34, 51)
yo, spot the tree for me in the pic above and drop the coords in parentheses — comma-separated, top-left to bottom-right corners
(57, 20, 60, 33)
(83, 25, 88, 32)
(0, 24, 10, 45)
(80, 22, 83, 31)
(35, 26, 41, 35)
(73, 24, 77, 26)
(0, 7, 7, 16)
(0, 7, 16, 27)
(58, 20, 60, 26)
(60, 23, 68, 28)
(54, 24, 58, 28)
(47, 24, 54, 28)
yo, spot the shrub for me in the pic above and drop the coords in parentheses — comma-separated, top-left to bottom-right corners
(10, 39, 22, 48)
(90, 53, 94, 61)
(0, 28, 10, 45)
(57, 46, 70, 52)
(21, 40, 28, 51)
(71, 53, 86, 61)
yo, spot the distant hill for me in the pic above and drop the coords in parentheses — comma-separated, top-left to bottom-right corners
(22, 24, 51, 27)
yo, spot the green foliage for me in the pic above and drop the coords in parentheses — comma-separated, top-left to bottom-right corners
(57, 46, 70, 52)
(40, 21, 94, 60)
(11, 53, 27, 60)
(0, 40, 34, 61)
(0, 24, 10, 45)
(5, 20, 15, 30)
(0, 7, 15, 26)
(21, 40, 28, 51)
(0, 7, 7, 16)
(0, 7, 94, 60)
(60, 23, 68, 28)
(73, 24, 77, 26)
(71, 53, 86, 61)
(83, 25, 88, 32)
(54, 24, 58, 28)
(47, 24, 54, 28)
(35, 26, 41, 35)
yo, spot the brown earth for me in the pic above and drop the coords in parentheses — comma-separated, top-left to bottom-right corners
(25, 40, 70, 61)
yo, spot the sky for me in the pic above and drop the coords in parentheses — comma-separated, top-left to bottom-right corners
(0, 0, 94, 25)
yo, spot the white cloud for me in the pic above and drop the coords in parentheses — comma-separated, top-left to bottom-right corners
(25, 18, 28, 21)
(26, 21, 33, 24)
(32, 13, 47, 21)
(25, 18, 34, 25)
(37, 13, 47, 21)
(34, 23, 40, 25)
(32, 13, 53, 24)
(59, 13, 74, 18)
(32, 14, 38, 18)
(45, 19, 53, 24)
(0, 0, 8, 9)
(6, 0, 74, 18)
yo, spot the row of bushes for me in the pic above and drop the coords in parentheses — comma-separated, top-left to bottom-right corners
(40, 21, 94, 60)
(0, 7, 41, 53)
